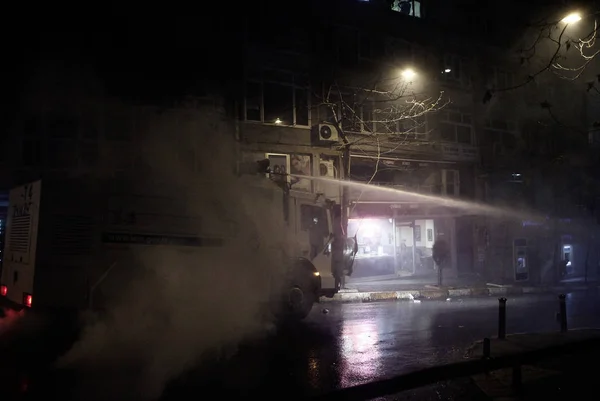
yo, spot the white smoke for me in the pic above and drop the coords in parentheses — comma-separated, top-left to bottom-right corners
(56, 102, 294, 400)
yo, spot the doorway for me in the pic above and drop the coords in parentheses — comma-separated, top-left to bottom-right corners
(347, 218, 396, 279)
(395, 218, 436, 276)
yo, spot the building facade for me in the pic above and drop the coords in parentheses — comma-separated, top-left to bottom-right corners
(232, 0, 491, 283)
(3, 0, 593, 285)
(468, 0, 600, 284)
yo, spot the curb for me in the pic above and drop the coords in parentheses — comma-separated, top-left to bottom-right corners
(319, 285, 600, 303)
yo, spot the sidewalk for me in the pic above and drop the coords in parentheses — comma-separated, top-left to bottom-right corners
(321, 275, 600, 302)
(463, 329, 600, 400)
(346, 273, 485, 291)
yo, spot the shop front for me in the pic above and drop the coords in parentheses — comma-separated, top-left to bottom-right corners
(344, 154, 474, 281)
(347, 202, 460, 280)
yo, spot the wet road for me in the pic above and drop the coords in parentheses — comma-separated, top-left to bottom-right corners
(164, 291, 600, 400)
(3, 291, 600, 400)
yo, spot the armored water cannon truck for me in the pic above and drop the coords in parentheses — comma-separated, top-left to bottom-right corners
(0, 160, 355, 320)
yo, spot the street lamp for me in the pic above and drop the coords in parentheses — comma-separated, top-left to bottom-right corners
(561, 12, 582, 24)
(401, 68, 417, 80)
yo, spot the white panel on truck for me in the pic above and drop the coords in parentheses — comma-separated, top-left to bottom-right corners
(1, 181, 41, 306)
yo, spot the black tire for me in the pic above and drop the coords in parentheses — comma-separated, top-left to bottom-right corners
(285, 285, 316, 320)
(277, 258, 319, 321)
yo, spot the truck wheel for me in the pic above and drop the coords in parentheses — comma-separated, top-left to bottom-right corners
(286, 285, 315, 320)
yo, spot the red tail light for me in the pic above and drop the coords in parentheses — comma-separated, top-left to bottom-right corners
(0, 285, 6, 297)
(23, 293, 32, 308)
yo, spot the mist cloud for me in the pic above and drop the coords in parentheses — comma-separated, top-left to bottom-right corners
(57, 103, 293, 400)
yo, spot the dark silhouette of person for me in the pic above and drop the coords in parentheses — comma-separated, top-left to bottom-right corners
(432, 239, 450, 268)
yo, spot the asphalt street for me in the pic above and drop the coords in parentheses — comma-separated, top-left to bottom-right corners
(2, 290, 600, 400)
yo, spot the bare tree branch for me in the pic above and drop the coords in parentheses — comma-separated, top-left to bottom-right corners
(313, 73, 448, 229)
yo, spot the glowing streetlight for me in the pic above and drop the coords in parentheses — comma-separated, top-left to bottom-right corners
(561, 12, 582, 24)
(274, 118, 282, 124)
(444, 68, 452, 73)
(401, 68, 416, 80)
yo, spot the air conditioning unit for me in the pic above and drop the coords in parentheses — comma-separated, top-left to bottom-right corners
(312, 123, 340, 143)
(319, 160, 335, 178)
(318, 159, 339, 200)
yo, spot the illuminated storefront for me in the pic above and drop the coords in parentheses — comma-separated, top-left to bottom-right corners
(345, 154, 475, 280)
(347, 202, 460, 279)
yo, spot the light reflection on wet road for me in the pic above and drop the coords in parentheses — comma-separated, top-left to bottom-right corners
(163, 291, 600, 400)
(3, 291, 600, 400)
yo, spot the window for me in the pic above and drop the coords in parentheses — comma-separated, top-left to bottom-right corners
(510, 173, 523, 183)
(244, 69, 310, 126)
(341, 105, 363, 133)
(362, 101, 374, 133)
(493, 68, 515, 89)
(484, 119, 518, 151)
(265, 153, 290, 184)
(318, 91, 363, 133)
(589, 128, 600, 146)
(442, 169, 460, 196)
(318, 92, 429, 138)
(336, 26, 359, 65)
(391, 0, 422, 17)
(300, 204, 328, 236)
(385, 37, 413, 63)
(359, 33, 386, 60)
(399, 115, 428, 139)
(373, 107, 429, 139)
(441, 55, 462, 83)
(264, 83, 293, 124)
(438, 109, 473, 144)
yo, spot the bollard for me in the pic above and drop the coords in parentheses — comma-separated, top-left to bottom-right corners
(482, 337, 491, 359)
(559, 294, 568, 332)
(498, 297, 507, 339)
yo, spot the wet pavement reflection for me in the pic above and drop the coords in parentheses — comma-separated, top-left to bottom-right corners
(2, 290, 600, 400)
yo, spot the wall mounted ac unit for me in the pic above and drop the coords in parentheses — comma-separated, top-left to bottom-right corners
(319, 160, 335, 178)
(312, 123, 340, 143)
(318, 159, 339, 200)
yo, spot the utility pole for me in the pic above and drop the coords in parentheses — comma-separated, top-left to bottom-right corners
(338, 145, 351, 289)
